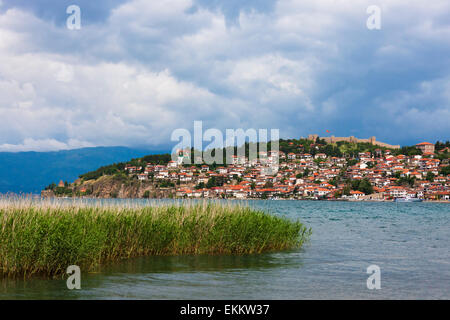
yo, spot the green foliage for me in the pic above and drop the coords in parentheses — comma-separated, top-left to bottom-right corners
(159, 180, 175, 188)
(195, 182, 205, 190)
(343, 185, 351, 196)
(396, 176, 416, 187)
(79, 163, 124, 181)
(79, 154, 171, 181)
(336, 141, 389, 158)
(348, 178, 373, 195)
(328, 178, 338, 187)
(110, 191, 118, 198)
(395, 146, 422, 156)
(440, 165, 450, 176)
(140, 154, 172, 164)
(264, 181, 274, 188)
(366, 161, 376, 169)
(206, 176, 217, 188)
(426, 171, 435, 182)
(435, 140, 450, 152)
(0, 201, 310, 278)
(53, 186, 73, 196)
(44, 183, 56, 191)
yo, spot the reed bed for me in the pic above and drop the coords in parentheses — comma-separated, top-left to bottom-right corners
(0, 197, 310, 278)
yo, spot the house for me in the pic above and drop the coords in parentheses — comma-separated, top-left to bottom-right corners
(350, 190, 365, 199)
(167, 160, 178, 168)
(138, 173, 148, 181)
(388, 186, 407, 198)
(416, 142, 435, 154)
(217, 167, 228, 174)
(315, 153, 327, 159)
(315, 188, 332, 197)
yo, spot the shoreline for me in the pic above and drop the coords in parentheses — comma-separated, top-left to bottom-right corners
(8, 194, 449, 203)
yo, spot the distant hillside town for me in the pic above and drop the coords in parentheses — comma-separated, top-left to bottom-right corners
(43, 136, 450, 201)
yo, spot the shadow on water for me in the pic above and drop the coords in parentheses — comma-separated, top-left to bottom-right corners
(98, 249, 305, 275)
(0, 249, 305, 299)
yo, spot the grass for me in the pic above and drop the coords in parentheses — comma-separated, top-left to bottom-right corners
(0, 197, 311, 278)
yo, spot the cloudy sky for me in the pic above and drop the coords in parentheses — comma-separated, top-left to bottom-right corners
(0, 0, 449, 151)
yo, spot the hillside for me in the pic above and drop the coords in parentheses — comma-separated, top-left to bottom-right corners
(0, 146, 160, 194)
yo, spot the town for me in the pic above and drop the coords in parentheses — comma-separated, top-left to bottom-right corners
(47, 135, 450, 202)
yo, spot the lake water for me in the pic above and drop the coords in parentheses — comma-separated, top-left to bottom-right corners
(1, 200, 449, 299)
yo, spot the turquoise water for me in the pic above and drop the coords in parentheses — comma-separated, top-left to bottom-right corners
(1, 200, 449, 299)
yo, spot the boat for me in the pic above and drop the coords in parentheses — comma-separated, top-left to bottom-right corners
(394, 197, 423, 202)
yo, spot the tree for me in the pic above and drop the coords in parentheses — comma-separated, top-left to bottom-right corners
(358, 179, 374, 194)
(303, 168, 310, 177)
(397, 176, 415, 187)
(195, 182, 205, 189)
(343, 186, 351, 196)
(426, 171, 435, 182)
(349, 178, 373, 195)
(45, 182, 56, 190)
(206, 176, 217, 188)
(366, 161, 375, 169)
(440, 165, 450, 176)
(264, 181, 273, 188)
(329, 178, 338, 187)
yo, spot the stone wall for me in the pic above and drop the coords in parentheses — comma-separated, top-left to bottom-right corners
(307, 134, 400, 149)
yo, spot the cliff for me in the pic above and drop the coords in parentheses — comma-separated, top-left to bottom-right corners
(42, 175, 177, 199)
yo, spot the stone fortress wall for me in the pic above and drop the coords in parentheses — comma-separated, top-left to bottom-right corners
(307, 134, 401, 149)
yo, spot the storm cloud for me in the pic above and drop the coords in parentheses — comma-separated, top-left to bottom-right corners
(0, 0, 449, 151)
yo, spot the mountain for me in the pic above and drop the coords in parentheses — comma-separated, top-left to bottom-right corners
(0, 147, 163, 194)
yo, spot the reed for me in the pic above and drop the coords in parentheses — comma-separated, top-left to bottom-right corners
(0, 197, 310, 278)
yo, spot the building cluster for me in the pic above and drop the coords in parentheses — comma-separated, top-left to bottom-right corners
(123, 142, 449, 201)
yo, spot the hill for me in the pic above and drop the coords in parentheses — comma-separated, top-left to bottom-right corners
(0, 146, 161, 194)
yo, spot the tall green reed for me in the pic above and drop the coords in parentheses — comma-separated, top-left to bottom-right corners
(0, 197, 311, 277)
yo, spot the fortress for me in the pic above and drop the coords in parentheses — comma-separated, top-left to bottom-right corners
(307, 134, 400, 149)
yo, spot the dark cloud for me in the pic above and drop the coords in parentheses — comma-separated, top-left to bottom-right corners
(0, 0, 449, 151)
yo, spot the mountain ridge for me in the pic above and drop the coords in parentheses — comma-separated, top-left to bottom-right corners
(0, 146, 164, 194)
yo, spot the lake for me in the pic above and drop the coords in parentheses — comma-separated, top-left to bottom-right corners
(1, 200, 449, 299)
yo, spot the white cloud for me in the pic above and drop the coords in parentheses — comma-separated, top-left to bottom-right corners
(0, 0, 449, 151)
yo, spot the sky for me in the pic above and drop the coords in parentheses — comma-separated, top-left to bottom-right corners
(0, 0, 449, 152)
